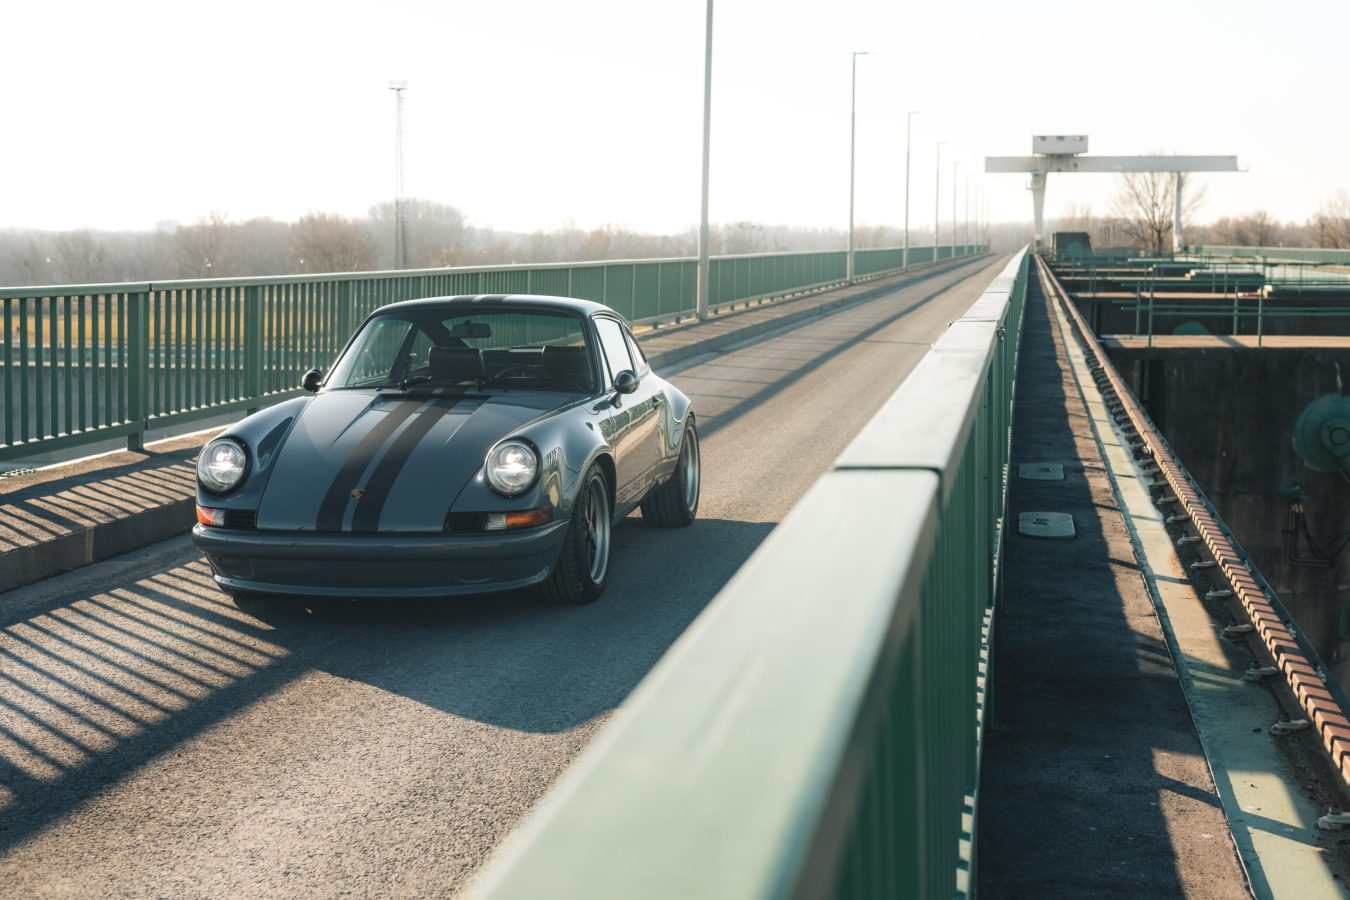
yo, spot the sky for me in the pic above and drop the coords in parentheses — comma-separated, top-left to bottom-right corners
(3, 0, 1347, 236)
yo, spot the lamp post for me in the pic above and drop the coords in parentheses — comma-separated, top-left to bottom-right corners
(696, 0, 714, 321)
(387, 80, 408, 270)
(903, 110, 917, 270)
(953, 160, 961, 257)
(965, 174, 972, 253)
(847, 51, 873, 283)
(935, 141, 945, 262)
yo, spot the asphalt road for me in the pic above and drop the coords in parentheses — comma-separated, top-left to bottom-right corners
(0, 254, 1007, 898)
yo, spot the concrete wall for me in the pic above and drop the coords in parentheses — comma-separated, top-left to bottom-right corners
(1109, 345, 1350, 688)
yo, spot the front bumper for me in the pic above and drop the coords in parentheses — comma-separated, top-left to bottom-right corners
(192, 521, 569, 598)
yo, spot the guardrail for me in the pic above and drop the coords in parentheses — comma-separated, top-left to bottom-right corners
(1199, 245, 1350, 266)
(473, 248, 1030, 899)
(1048, 257, 1350, 343)
(0, 243, 984, 461)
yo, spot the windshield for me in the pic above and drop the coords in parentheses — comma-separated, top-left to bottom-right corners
(325, 308, 595, 392)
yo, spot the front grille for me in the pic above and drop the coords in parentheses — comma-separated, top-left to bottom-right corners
(224, 510, 258, 530)
(444, 512, 486, 533)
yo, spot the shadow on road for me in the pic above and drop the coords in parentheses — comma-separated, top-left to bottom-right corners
(0, 516, 771, 853)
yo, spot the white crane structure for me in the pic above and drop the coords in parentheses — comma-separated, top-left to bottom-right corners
(986, 135, 1240, 252)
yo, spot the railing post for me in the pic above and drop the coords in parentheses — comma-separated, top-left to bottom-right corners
(337, 280, 353, 347)
(125, 290, 149, 452)
(244, 285, 263, 414)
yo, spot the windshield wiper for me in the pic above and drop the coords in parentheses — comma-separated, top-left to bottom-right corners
(374, 375, 471, 393)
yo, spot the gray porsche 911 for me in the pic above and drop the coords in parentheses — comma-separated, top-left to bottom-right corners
(191, 295, 699, 604)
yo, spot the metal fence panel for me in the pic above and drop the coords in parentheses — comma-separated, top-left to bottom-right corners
(0, 244, 986, 460)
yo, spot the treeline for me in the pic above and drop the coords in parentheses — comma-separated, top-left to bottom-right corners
(0, 199, 965, 288)
(1048, 189, 1350, 252)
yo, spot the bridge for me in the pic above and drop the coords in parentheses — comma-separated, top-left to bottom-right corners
(2, 240, 1350, 898)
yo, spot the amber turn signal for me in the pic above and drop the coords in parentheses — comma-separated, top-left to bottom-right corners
(484, 508, 553, 531)
(196, 505, 226, 527)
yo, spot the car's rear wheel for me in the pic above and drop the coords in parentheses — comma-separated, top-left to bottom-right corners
(544, 464, 611, 605)
(641, 418, 700, 527)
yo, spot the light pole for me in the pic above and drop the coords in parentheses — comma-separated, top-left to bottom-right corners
(388, 80, 408, 270)
(847, 51, 873, 283)
(965, 174, 972, 252)
(935, 141, 945, 261)
(696, 0, 714, 322)
(953, 160, 961, 257)
(903, 110, 917, 270)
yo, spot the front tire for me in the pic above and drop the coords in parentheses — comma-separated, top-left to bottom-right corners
(641, 418, 700, 528)
(544, 464, 611, 605)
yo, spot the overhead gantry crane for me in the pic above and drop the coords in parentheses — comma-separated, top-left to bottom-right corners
(986, 135, 1240, 251)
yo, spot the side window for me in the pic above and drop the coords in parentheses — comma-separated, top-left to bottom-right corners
(622, 328, 649, 375)
(594, 317, 635, 387)
(405, 328, 435, 377)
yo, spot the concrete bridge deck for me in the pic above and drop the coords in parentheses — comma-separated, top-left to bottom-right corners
(2, 251, 1346, 897)
(0, 255, 1006, 896)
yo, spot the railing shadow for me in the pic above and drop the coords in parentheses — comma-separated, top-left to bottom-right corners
(0, 515, 772, 854)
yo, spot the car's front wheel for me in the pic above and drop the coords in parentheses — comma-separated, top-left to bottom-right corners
(641, 418, 700, 527)
(544, 464, 611, 605)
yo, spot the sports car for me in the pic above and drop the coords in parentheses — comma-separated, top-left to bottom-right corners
(191, 295, 699, 604)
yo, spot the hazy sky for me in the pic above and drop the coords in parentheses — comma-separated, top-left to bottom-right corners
(5, 0, 1347, 236)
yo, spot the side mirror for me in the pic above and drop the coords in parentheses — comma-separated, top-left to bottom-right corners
(302, 369, 323, 393)
(613, 370, 640, 395)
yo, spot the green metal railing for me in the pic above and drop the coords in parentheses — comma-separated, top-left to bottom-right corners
(473, 249, 1030, 899)
(1050, 254, 1350, 343)
(1199, 245, 1350, 267)
(0, 244, 984, 462)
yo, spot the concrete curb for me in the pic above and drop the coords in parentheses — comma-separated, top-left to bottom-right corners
(1, 497, 195, 595)
(0, 253, 993, 597)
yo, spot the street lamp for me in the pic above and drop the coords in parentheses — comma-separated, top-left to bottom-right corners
(953, 160, 961, 257)
(935, 141, 946, 262)
(904, 110, 918, 270)
(847, 51, 874, 283)
(696, 0, 714, 322)
(388, 80, 408, 270)
(965, 174, 972, 252)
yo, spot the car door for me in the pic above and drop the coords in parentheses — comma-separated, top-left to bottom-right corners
(593, 315, 660, 508)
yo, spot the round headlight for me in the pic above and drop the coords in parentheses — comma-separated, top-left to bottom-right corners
(486, 440, 538, 496)
(197, 440, 247, 493)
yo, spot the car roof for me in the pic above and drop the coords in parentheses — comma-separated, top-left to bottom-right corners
(372, 294, 619, 320)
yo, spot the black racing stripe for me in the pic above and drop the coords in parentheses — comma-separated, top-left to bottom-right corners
(315, 400, 423, 532)
(349, 396, 473, 532)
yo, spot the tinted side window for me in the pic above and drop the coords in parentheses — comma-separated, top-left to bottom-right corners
(623, 328, 649, 374)
(595, 318, 635, 386)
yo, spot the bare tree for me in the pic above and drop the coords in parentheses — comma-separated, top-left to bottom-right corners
(289, 213, 380, 273)
(3, 235, 52, 285)
(1208, 211, 1283, 247)
(1312, 190, 1350, 249)
(1062, 202, 1094, 234)
(174, 212, 237, 277)
(1110, 171, 1206, 254)
(51, 230, 110, 283)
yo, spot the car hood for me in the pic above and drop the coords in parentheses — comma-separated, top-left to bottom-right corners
(256, 389, 558, 532)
